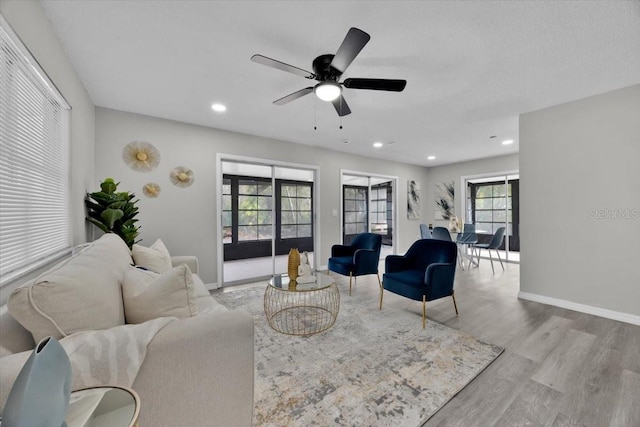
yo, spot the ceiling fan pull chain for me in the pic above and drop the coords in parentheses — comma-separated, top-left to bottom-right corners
(339, 97, 343, 129)
(314, 96, 317, 130)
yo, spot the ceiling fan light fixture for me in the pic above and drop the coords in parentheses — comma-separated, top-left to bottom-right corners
(314, 82, 342, 102)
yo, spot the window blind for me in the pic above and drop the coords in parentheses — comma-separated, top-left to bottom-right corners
(0, 15, 71, 284)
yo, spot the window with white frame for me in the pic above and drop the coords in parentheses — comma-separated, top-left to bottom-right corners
(0, 16, 71, 284)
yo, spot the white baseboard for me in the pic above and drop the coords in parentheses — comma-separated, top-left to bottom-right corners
(205, 282, 219, 291)
(318, 264, 328, 271)
(518, 292, 640, 326)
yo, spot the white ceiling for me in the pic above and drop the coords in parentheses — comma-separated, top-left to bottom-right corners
(40, 1, 640, 167)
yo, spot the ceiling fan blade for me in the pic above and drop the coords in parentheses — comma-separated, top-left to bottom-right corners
(251, 54, 315, 79)
(330, 28, 371, 74)
(331, 95, 352, 117)
(343, 78, 407, 91)
(273, 87, 314, 105)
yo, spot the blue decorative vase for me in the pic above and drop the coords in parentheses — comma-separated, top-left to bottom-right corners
(2, 336, 72, 427)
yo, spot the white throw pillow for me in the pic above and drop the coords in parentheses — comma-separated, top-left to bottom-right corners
(7, 234, 131, 342)
(131, 238, 172, 273)
(191, 274, 211, 298)
(122, 264, 199, 324)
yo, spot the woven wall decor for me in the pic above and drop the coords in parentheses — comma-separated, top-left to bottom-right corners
(142, 183, 161, 198)
(170, 166, 194, 188)
(123, 141, 160, 172)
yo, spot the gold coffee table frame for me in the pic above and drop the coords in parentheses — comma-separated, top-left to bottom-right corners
(264, 273, 340, 336)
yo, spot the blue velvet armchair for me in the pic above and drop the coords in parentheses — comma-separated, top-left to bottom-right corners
(381, 239, 458, 328)
(328, 233, 382, 296)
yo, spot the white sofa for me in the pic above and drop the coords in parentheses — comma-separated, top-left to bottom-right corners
(0, 234, 254, 426)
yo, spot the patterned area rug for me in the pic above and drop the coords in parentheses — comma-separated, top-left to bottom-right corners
(216, 281, 503, 427)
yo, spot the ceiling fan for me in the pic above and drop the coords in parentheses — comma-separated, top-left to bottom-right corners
(251, 27, 407, 117)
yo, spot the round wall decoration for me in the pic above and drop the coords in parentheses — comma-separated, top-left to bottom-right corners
(170, 166, 194, 188)
(123, 141, 160, 172)
(142, 183, 161, 198)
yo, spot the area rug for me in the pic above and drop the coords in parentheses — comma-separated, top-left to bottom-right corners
(216, 282, 503, 426)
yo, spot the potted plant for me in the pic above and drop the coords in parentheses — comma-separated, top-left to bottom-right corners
(85, 178, 140, 248)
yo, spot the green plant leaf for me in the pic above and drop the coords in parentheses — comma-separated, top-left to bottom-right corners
(87, 211, 104, 221)
(85, 200, 105, 212)
(101, 180, 118, 194)
(89, 191, 114, 203)
(86, 179, 140, 248)
(86, 217, 110, 233)
(107, 201, 128, 209)
(101, 208, 124, 229)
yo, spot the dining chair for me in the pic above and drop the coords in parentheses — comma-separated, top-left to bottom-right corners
(471, 227, 506, 274)
(419, 224, 432, 239)
(456, 223, 478, 269)
(431, 226, 452, 241)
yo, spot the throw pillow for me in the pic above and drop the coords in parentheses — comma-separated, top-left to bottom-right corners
(7, 234, 130, 342)
(131, 238, 172, 273)
(191, 274, 211, 298)
(122, 264, 199, 324)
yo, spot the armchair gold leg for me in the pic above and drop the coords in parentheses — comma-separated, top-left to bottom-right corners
(349, 272, 353, 296)
(422, 295, 426, 329)
(378, 273, 383, 310)
(452, 291, 459, 316)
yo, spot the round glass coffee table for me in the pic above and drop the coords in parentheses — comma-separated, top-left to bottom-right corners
(264, 273, 340, 336)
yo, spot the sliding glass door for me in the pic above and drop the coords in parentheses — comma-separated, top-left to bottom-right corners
(341, 172, 396, 257)
(220, 160, 315, 285)
(222, 175, 273, 261)
(371, 181, 393, 246)
(343, 185, 368, 245)
(276, 180, 313, 254)
(465, 174, 520, 262)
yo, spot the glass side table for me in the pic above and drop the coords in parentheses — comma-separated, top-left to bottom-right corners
(65, 386, 140, 427)
(264, 273, 340, 336)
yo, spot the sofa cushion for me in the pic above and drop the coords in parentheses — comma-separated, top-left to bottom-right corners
(0, 306, 34, 357)
(132, 239, 172, 273)
(122, 264, 199, 324)
(7, 234, 131, 342)
(0, 350, 31, 413)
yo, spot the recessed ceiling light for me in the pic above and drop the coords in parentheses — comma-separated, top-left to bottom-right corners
(427, 155, 436, 160)
(373, 142, 384, 148)
(211, 103, 227, 112)
(502, 139, 514, 145)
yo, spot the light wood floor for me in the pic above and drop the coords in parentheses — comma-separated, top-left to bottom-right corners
(413, 261, 640, 427)
(218, 260, 640, 426)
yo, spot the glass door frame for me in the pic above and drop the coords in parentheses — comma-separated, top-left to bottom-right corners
(216, 154, 319, 287)
(340, 169, 398, 256)
(460, 169, 520, 263)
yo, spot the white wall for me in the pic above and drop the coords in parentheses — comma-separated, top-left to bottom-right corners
(0, 1, 95, 303)
(520, 84, 640, 320)
(95, 108, 429, 284)
(424, 154, 520, 226)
